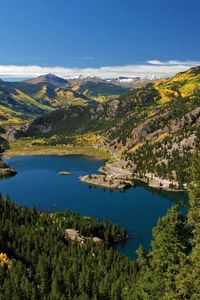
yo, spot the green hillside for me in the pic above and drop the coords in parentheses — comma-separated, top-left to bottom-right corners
(0, 74, 132, 126)
(71, 79, 130, 101)
(0, 79, 93, 126)
(17, 66, 200, 188)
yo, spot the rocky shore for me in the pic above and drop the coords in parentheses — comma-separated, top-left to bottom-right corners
(80, 159, 134, 190)
(79, 153, 187, 192)
(136, 173, 187, 192)
(80, 174, 133, 189)
(0, 159, 17, 178)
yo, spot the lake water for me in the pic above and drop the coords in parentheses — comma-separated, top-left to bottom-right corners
(0, 155, 188, 259)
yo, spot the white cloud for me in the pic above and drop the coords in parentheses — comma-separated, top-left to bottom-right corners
(0, 60, 199, 80)
(147, 60, 200, 66)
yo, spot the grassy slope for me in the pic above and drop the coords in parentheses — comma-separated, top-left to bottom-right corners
(5, 137, 110, 159)
(16, 66, 200, 185)
(0, 79, 131, 126)
(0, 81, 93, 126)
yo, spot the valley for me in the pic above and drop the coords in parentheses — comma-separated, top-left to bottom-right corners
(1, 65, 200, 300)
(2, 1, 200, 298)
(2, 66, 200, 191)
(0, 74, 145, 126)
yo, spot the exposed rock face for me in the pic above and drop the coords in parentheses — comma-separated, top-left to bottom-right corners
(124, 114, 170, 150)
(106, 105, 200, 155)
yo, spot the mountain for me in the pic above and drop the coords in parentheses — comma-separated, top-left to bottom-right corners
(68, 76, 149, 101)
(0, 74, 133, 126)
(24, 73, 69, 88)
(0, 80, 53, 126)
(17, 66, 200, 188)
(0, 79, 92, 126)
(105, 76, 151, 89)
(69, 77, 129, 101)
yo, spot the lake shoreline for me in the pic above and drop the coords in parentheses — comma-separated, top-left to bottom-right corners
(3, 145, 110, 160)
(3, 149, 188, 193)
(134, 178, 187, 193)
(0, 154, 188, 259)
(3, 138, 187, 193)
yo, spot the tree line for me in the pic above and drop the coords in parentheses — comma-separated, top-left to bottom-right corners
(1, 155, 200, 299)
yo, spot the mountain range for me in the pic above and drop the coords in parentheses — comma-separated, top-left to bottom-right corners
(0, 74, 149, 126)
(1, 66, 200, 188)
(15, 66, 200, 188)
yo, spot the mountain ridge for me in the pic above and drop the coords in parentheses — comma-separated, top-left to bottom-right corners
(0, 74, 137, 126)
(15, 66, 200, 189)
(24, 73, 69, 87)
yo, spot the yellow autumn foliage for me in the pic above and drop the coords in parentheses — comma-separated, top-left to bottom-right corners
(180, 83, 198, 97)
(129, 143, 143, 153)
(0, 253, 11, 268)
(152, 68, 200, 104)
(152, 133, 171, 143)
(74, 133, 102, 145)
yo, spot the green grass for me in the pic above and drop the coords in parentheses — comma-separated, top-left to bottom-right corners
(5, 138, 110, 160)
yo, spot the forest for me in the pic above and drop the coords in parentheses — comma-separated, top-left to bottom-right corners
(0, 196, 135, 299)
(0, 155, 200, 299)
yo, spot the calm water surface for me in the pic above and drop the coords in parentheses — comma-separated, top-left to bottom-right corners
(0, 155, 188, 258)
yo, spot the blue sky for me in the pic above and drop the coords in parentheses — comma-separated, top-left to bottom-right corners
(0, 0, 200, 78)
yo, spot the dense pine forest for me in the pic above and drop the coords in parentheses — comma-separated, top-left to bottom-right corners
(1, 154, 200, 299)
(124, 155, 200, 299)
(0, 196, 135, 299)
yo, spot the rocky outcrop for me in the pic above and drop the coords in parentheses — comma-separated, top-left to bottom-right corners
(79, 158, 134, 190)
(64, 229, 103, 245)
(0, 159, 17, 178)
(80, 174, 133, 190)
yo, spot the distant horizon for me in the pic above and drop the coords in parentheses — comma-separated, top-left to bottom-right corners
(0, 60, 200, 82)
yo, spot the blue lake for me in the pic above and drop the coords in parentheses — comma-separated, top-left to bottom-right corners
(0, 155, 188, 258)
